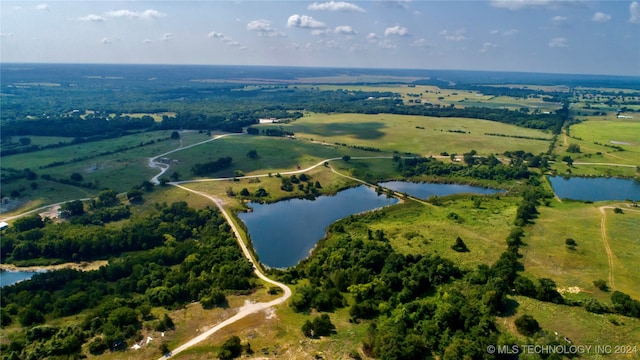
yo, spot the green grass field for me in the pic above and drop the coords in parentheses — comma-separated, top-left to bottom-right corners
(521, 200, 640, 301)
(566, 116, 640, 166)
(276, 112, 553, 156)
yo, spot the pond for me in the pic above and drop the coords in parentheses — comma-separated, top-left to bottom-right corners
(0, 270, 41, 287)
(378, 181, 503, 199)
(238, 185, 398, 268)
(548, 176, 640, 201)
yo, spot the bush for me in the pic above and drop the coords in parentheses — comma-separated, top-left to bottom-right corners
(219, 335, 242, 359)
(301, 314, 335, 338)
(593, 279, 609, 292)
(565, 238, 577, 247)
(451, 237, 469, 252)
(514, 314, 541, 336)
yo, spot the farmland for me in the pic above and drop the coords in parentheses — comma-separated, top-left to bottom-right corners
(1, 64, 639, 359)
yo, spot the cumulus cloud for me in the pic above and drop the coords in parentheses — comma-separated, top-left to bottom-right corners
(334, 25, 356, 35)
(592, 12, 611, 22)
(384, 25, 409, 37)
(440, 28, 467, 41)
(247, 19, 285, 37)
(77, 14, 105, 22)
(367, 33, 379, 42)
(552, 15, 568, 22)
(287, 14, 326, 28)
(630, 1, 640, 24)
(548, 37, 568, 48)
(105, 9, 166, 20)
(207, 31, 225, 39)
(35, 4, 50, 11)
(101, 37, 113, 45)
(308, 1, 365, 12)
(410, 38, 431, 48)
(312, 29, 332, 36)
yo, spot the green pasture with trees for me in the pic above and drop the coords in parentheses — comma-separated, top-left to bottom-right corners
(2, 65, 639, 359)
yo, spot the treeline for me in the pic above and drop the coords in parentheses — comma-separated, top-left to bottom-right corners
(191, 156, 233, 176)
(0, 202, 256, 359)
(396, 154, 533, 182)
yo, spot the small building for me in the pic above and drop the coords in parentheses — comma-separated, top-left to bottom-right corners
(0, 221, 9, 231)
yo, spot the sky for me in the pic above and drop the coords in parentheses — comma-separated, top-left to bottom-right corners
(1, 1, 639, 76)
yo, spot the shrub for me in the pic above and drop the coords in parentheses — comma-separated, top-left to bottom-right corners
(514, 314, 541, 336)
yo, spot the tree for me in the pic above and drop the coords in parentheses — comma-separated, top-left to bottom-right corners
(246, 149, 259, 159)
(561, 155, 573, 166)
(240, 188, 250, 196)
(70, 172, 83, 182)
(451, 237, 469, 252)
(170, 131, 180, 139)
(342, 155, 351, 162)
(514, 314, 540, 336)
(567, 143, 581, 153)
(97, 189, 117, 207)
(170, 171, 181, 182)
(127, 188, 144, 202)
(219, 335, 242, 359)
(565, 238, 577, 249)
(593, 279, 609, 292)
(613, 207, 623, 214)
(19, 137, 32, 146)
(61, 200, 85, 216)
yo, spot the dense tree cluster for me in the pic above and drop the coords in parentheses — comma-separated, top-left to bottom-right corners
(0, 202, 256, 359)
(191, 156, 233, 176)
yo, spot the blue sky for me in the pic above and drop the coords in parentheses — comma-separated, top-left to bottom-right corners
(1, 1, 639, 75)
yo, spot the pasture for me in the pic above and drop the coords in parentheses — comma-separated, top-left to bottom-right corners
(567, 116, 639, 166)
(277, 112, 553, 156)
(521, 200, 640, 301)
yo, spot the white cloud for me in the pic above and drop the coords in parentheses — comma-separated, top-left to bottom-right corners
(287, 14, 326, 28)
(335, 25, 356, 35)
(312, 29, 332, 36)
(383, 0, 411, 9)
(490, 0, 581, 11)
(630, 1, 640, 24)
(101, 37, 113, 45)
(592, 12, 611, 22)
(208, 31, 225, 39)
(162, 33, 172, 42)
(77, 14, 105, 22)
(552, 15, 568, 22)
(247, 19, 285, 37)
(440, 28, 467, 41)
(548, 37, 568, 48)
(366, 33, 379, 42)
(410, 38, 431, 47)
(502, 29, 518, 36)
(384, 25, 409, 37)
(378, 39, 397, 49)
(105, 9, 166, 20)
(480, 42, 497, 53)
(490, 29, 500, 35)
(308, 1, 365, 12)
(35, 4, 50, 11)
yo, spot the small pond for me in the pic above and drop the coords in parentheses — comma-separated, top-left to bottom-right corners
(548, 176, 640, 201)
(378, 181, 503, 199)
(0, 270, 41, 287)
(238, 185, 398, 268)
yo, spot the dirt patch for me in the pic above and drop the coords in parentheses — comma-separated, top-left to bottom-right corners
(0, 260, 108, 272)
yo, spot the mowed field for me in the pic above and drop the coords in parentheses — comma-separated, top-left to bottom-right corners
(567, 115, 640, 166)
(277, 112, 553, 156)
(166, 135, 395, 179)
(521, 200, 640, 301)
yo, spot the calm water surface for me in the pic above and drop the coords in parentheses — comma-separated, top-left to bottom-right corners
(0, 270, 41, 287)
(238, 185, 398, 268)
(548, 176, 640, 201)
(379, 181, 503, 199)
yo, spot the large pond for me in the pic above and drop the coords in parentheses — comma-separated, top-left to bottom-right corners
(0, 270, 41, 287)
(548, 176, 640, 201)
(238, 185, 398, 268)
(378, 181, 503, 199)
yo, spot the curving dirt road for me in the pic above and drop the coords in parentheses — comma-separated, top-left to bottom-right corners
(598, 206, 616, 291)
(160, 184, 292, 359)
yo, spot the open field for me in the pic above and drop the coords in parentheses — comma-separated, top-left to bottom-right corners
(313, 84, 561, 112)
(521, 200, 640, 301)
(565, 116, 640, 166)
(277, 112, 553, 156)
(504, 296, 640, 350)
(166, 135, 394, 179)
(339, 196, 519, 270)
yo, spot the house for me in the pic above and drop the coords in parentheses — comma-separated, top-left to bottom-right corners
(0, 221, 9, 231)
